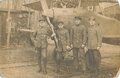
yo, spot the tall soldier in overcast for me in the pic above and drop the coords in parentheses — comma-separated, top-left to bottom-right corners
(70, 17, 87, 72)
(33, 18, 51, 74)
(86, 17, 102, 78)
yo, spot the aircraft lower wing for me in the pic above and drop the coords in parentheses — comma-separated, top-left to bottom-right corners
(103, 37, 120, 45)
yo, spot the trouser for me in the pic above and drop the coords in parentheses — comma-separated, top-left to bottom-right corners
(54, 49, 64, 72)
(36, 47, 47, 71)
(73, 48, 86, 71)
(86, 49, 101, 73)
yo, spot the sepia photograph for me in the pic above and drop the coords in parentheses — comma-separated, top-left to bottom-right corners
(0, 0, 119, 78)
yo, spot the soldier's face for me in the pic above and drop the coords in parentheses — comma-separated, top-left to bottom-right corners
(75, 19, 81, 25)
(58, 23, 64, 29)
(90, 20, 95, 26)
(39, 21, 46, 27)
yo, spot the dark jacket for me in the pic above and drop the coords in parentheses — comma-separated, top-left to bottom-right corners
(70, 25, 87, 48)
(56, 28, 70, 52)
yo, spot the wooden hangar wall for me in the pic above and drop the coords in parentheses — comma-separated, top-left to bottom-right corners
(0, 0, 38, 46)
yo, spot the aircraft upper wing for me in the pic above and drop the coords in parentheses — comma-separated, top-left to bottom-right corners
(23, 1, 43, 11)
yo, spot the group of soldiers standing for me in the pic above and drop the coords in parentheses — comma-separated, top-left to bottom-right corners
(32, 16, 102, 78)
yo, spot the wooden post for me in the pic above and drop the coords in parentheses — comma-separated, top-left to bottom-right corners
(78, 0, 82, 8)
(98, 3, 104, 15)
(47, 17, 59, 48)
(6, 0, 11, 48)
(27, 0, 31, 28)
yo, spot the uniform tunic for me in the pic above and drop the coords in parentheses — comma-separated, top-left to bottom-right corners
(87, 26, 102, 49)
(56, 28, 70, 52)
(70, 25, 86, 48)
(34, 26, 50, 48)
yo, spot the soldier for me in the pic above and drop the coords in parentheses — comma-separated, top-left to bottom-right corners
(86, 17, 102, 78)
(33, 18, 51, 74)
(52, 21, 70, 73)
(70, 17, 87, 72)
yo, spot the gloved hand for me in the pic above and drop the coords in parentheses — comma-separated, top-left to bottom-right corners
(51, 33, 56, 37)
(97, 47, 100, 50)
(81, 44, 85, 48)
(66, 46, 71, 50)
(70, 44, 73, 48)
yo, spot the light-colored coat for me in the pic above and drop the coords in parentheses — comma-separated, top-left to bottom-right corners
(87, 25, 102, 49)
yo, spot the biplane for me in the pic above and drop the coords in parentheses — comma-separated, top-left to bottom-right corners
(23, 0, 120, 46)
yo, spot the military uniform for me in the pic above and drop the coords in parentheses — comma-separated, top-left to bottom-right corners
(56, 28, 70, 52)
(70, 25, 87, 71)
(34, 22, 51, 74)
(86, 25, 102, 76)
(55, 28, 70, 72)
(87, 26, 102, 49)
